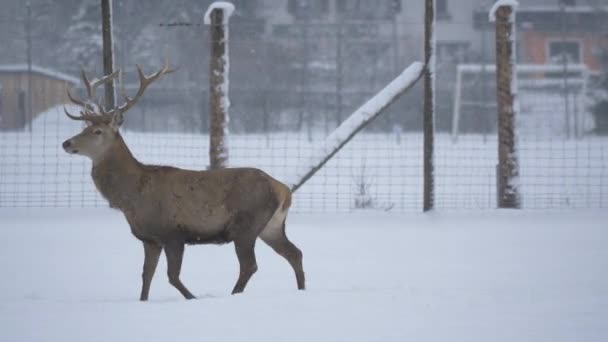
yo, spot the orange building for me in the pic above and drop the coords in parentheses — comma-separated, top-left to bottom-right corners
(473, 5, 608, 74)
(517, 7, 608, 74)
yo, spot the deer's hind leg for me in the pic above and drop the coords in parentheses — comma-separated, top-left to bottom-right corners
(260, 216, 305, 290)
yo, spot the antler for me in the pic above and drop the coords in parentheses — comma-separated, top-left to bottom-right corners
(63, 107, 111, 125)
(65, 57, 174, 126)
(65, 69, 120, 124)
(100, 57, 175, 125)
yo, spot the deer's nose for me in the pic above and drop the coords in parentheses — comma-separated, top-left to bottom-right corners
(62, 140, 71, 149)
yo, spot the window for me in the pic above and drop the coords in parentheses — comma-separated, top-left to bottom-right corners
(548, 41, 581, 64)
(336, 0, 400, 20)
(18, 91, 26, 126)
(437, 0, 450, 19)
(437, 42, 471, 65)
(288, 0, 329, 19)
(228, 0, 257, 17)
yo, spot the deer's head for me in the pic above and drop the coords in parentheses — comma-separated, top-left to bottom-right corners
(62, 59, 173, 162)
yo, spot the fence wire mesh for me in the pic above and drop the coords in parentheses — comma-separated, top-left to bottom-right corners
(0, 0, 607, 212)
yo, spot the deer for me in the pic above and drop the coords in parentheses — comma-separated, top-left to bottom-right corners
(61, 59, 305, 301)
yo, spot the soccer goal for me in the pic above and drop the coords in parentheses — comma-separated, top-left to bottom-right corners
(452, 63, 590, 141)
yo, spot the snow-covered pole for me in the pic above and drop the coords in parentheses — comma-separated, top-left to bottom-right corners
(101, 0, 116, 110)
(490, 0, 521, 209)
(290, 62, 425, 193)
(423, 0, 436, 212)
(205, 2, 234, 169)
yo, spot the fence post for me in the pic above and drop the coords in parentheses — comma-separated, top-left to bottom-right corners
(492, 1, 521, 208)
(558, 2, 572, 139)
(25, 2, 32, 133)
(423, 0, 435, 212)
(205, 2, 234, 169)
(101, 0, 116, 110)
(335, 23, 344, 126)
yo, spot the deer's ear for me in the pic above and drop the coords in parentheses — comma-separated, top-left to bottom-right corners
(110, 113, 123, 131)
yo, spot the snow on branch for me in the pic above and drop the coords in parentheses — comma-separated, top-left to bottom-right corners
(204, 2, 235, 25)
(489, 0, 519, 22)
(289, 62, 425, 193)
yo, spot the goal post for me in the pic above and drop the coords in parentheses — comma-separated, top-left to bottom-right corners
(452, 63, 590, 141)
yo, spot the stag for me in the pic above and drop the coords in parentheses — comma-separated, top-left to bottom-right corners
(62, 59, 305, 301)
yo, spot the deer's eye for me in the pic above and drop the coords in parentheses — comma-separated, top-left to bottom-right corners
(93, 130, 102, 135)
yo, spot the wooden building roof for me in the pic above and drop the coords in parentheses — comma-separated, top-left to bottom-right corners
(0, 64, 79, 84)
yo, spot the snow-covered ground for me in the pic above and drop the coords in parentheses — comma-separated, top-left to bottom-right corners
(1, 208, 607, 342)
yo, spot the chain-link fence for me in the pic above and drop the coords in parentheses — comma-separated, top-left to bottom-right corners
(1, 0, 607, 211)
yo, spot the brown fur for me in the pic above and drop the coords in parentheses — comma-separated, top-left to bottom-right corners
(63, 128, 305, 301)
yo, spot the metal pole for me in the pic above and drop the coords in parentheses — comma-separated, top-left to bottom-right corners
(26, 2, 32, 133)
(481, 16, 489, 142)
(392, 15, 399, 74)
(101, 0, 116, 110)
(451, 66, 462, 142)
(559, 1, 571, 139)
(335, 23, 343, 126)
(304, 22, 312, 142)
(423, 0, 436, 212)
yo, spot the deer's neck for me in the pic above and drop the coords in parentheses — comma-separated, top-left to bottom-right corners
(91, 133, 143, 209)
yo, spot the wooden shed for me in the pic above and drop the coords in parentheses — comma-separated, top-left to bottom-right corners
(0, 65, 78, 130)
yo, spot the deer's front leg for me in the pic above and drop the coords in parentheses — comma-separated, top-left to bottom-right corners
(140, 241, 162, 301)
(165, 240, 196, 300)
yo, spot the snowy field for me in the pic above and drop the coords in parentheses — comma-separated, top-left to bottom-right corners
(1, 208, 607, 341)
(1, 106, 607, 211)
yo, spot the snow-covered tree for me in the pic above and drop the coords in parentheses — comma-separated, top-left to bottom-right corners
(61, 0, 103, 72)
